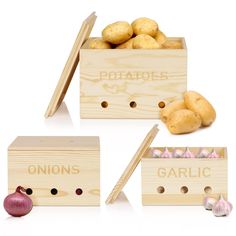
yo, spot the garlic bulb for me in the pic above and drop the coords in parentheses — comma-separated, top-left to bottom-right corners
(197, 148, 209, 158)
(182, 147, 195, 158)
(203, 197, 217, 210)
(172, 148, 184, 158)
(208, 149, 220, 158)
(152, 149, 162, 158)
(212, 195, 233, 217)
(160, 147, 172, 158)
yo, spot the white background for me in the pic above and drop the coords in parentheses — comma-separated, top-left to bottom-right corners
(0, 0, 236, 235)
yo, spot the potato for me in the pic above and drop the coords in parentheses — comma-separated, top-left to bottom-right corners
(155, 30, 167, 45)
(160, 100, 186, 123)
(132, 17, 158, 37)
(167, 109, 201, 134)
(102, 21, 133, 45)
(133, 34, 161, 49)
(163, 40, 182, 49)
(116, 38, 134, 49)
(89, 39, 111, 49)
(184, 91, 216, 126)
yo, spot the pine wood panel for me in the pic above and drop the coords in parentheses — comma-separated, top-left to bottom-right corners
(80, 37, 187, 119)
(141, 147, 227, 205)
(9, 136, 100, 151)
(8, 137, 100, 206)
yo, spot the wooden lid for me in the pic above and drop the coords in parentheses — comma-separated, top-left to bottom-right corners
(44, 12, 97, 118)
(8, 136, 100, 151)
(105, 124, 159, 204)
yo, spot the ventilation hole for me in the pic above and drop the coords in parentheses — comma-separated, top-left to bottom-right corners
(26, 188, 33, 195)
(101, 101, 108, 108)
(204, 186, 212, 194)
(75, 188, 83, 196)
(129, 101, 137, 108)
(158, 101, 166, 109)
(51, 188, 58, 195)
(157, 186, 165, 194)
(180, 186, 188, 194)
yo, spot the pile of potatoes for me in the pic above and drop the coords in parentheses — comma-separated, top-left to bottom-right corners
(89, 17, 182, 49)
(160, 91, 216, 135)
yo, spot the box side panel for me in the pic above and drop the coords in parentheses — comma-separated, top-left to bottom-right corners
(141, 158, 227, 205)
(8, 150, 100, 206)
(80, 48, 187, 118)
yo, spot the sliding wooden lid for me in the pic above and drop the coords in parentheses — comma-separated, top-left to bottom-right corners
(45, 12, 97, 118)
(105, 124, 159, 204)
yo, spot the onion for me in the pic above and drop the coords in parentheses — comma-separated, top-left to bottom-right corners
(4, 186, 33, 217)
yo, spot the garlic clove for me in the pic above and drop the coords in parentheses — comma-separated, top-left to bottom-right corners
(212, 195, 233, 217)
(182, 147, 195, 158)
(197, 148, 210, 158)
(208, 149, 220, 158)
(160, 147, 172, 158)
(152, 149, 162, 158)
(172, 148, 184, 158)
(203, 197, 217, 210)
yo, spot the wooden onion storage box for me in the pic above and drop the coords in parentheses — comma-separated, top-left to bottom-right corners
(45, 12, 187, 119)
(142, 147, 227, 205)
(8, 136, 100, 206)
(106, 125, 228, 205)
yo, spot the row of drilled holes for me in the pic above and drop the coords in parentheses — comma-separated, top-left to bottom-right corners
(157, 186, 212, 194)
(25, 188, 83, 196)
(101, 101, 166, 109)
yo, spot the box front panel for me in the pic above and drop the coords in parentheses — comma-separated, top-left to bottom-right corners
(80, 43, 187, 118)
(142, 158, 227, 205)
(8, 150, 100, 206)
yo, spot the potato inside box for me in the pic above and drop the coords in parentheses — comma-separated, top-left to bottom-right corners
(45, 12, 187, 119)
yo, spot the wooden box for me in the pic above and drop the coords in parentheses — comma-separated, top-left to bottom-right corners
(142, 147, 227, 205)
(8, 136, 100, 206)
(80, 37, 187, 119)
(45, 12, 187, 119)
(106, 126, 228, 206)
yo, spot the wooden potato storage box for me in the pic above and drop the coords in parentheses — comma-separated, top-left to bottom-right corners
(8, 136, 100, 206)
(142, 147, 227, 205)
(45, 12, 187, 119)
(105, 126, 228, 206)
(80, 37, 187, 119)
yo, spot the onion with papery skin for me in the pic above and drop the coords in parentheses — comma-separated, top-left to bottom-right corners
(4, 186, 33, 217)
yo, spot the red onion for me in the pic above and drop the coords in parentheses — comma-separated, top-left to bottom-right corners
(4, 186, 33, 217)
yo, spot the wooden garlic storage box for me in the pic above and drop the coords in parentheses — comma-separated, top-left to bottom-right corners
(45, 12, 187, 119)
(142, 147, 227, 205)
(8, 136, 100, 206)
(106, 125, 228, 205)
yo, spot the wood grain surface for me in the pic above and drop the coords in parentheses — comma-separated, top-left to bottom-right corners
(80, 37, 187, 118)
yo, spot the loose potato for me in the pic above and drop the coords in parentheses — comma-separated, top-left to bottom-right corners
(89, 38, 111, 49)
(132, 17, 158, 37)
(163, 40, 182, 49)
(184, 91, 216, 126)
(167, 109, 201, 134)
(116, 38, 134, 49)
(155, 30, 167, 45)
(133, 34, 161, 49)
(102, 21, 133, 45)
(160, 100, 186, 123)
